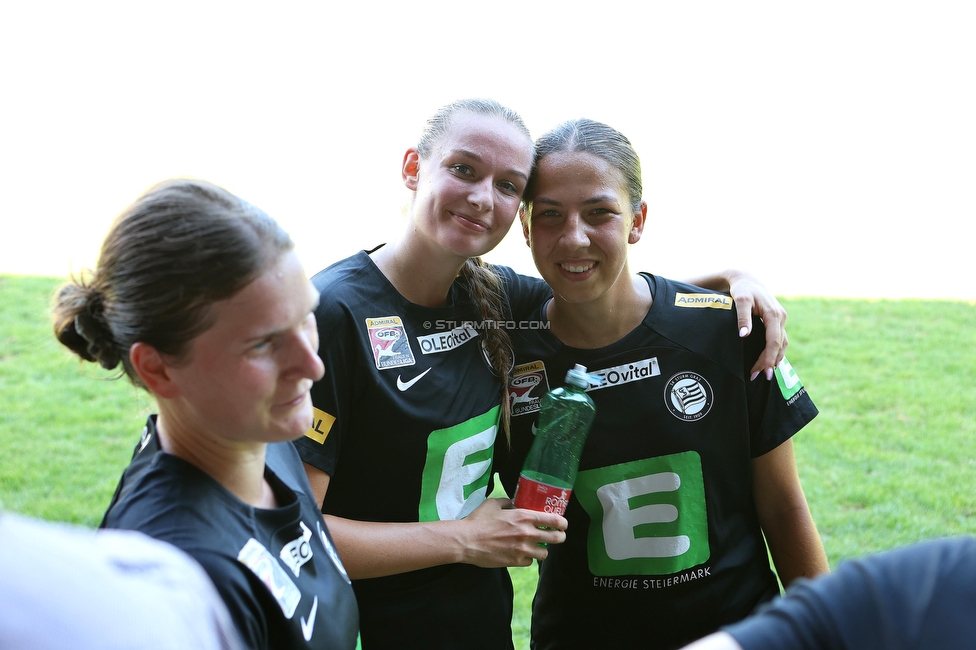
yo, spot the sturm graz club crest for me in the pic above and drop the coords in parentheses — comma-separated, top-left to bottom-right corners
(665, 372, 713, 421)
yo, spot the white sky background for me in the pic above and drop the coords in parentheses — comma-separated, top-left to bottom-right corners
(1, 1, 973, 300)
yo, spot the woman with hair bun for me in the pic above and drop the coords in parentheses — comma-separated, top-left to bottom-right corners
(55, 179, 359, 650)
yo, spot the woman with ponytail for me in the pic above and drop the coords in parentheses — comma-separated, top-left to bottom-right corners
(293, 99, 791, 650)
(501, 118, 827, 649)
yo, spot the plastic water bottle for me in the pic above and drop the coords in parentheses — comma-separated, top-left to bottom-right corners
(513, 364, 596, 516)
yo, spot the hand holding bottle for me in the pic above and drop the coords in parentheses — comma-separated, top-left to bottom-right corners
(458, 498, 567, 566)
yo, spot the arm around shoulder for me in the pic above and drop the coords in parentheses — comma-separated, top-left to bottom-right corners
(683, 269, 789, 378)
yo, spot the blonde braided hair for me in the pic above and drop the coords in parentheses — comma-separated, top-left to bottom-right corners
(458, 256, 514, 444)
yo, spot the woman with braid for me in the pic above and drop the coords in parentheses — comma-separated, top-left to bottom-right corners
(293, 99, 792, 649)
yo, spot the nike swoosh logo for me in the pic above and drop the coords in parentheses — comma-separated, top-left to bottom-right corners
(301, 595, 318, 641)
(396, 367, 432, 392)
(531, 422, 538, 436)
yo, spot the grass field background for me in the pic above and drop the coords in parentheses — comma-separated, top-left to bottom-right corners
(2, 274, 975, 649)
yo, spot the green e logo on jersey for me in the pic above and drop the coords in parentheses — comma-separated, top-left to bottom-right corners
(418, 406, 500, 522)
(774, 357, 804, 400)
(575, 451, 709, 576)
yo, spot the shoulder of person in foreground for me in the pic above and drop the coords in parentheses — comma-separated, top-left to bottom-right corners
(0, 512, 240, 650)
(682, 536, 976, 650)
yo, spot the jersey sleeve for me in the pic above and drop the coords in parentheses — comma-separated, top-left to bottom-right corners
(742, 315, 819, 457)
(293, 284, 354, 477)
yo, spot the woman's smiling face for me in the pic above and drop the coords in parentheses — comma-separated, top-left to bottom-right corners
(405, 111, 534, 262)
(523, 150, 645, 307)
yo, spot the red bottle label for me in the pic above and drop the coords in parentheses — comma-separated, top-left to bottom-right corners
(513, 475, 572, 515)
